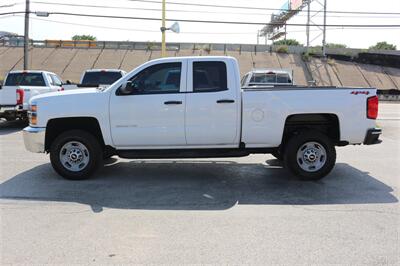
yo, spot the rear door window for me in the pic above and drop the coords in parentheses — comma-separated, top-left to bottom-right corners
(193, 61, 227, 92)
(5, 73, 46, 86)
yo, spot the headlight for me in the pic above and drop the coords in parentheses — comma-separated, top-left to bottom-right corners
(28, 103, 37, 125)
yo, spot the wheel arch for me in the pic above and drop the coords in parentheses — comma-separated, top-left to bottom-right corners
(281, 113, 342, 147)
(45, 117, 106, 152)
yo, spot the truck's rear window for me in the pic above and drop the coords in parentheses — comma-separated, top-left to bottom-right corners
(81, 72, 122, 85)
(5, 73, 46, 86)
(249, 73, 291, 85)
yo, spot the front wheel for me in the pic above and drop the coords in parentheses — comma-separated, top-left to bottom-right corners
(50, 130, 103, 180)
(284, 130, 336, 181)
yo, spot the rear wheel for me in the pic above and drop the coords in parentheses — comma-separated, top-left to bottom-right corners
(284, 130, 336, 181)
(50, 130, 103, 180)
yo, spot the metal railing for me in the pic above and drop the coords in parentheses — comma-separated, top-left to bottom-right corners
(1, 39, 398, 57)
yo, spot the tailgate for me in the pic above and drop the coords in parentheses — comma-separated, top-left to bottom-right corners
(0, 86, 17, 106)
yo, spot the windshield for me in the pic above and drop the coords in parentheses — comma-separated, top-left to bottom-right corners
(81, 71, 122, 85)
(5, 73, 46, 86)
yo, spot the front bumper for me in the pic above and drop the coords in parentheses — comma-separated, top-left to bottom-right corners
(23, 126, 46, 153)
(363, 128, 382, 145)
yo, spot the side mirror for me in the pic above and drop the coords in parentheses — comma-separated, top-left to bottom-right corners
(65, 80, 72, 85)
(118, 81, 136, 95)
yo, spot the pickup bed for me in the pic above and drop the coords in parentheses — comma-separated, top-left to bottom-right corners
(0, 70, 63, 120)
(23, 56, 381, 181)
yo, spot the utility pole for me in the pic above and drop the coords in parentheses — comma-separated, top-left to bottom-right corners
(24, 0, 30, 70)
(322, 0, 327, 57)
(306, 0, 311, 49)
(257, 30, 260, 45)
(161, 0, 166, 57)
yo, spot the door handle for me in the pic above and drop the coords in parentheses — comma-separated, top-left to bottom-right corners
(216, 99, 235, 104)
(164, 100, 182, 105)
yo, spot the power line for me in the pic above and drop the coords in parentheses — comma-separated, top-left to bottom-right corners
(29, 15, 400, 34)
(2, 11, 400, 28)
(0, 11, 26, 15)
(28, 1, 400, 19)
(28, 11, 400, 27)
(4, 0, 400, 16)
(123, 0, 400, 15)
(30, 1, 272, 16)
(0, 2, 22, 8)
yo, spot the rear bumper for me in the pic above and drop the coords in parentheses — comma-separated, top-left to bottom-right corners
(23, 126, 46, 153)
(0, 105, 16, 113)
(364, 128, 382, 145)
(0, 105, 24, 114)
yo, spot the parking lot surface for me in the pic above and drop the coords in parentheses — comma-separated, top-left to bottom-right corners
(1, 103, 399, 264)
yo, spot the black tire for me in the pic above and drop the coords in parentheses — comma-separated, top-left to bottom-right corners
(271, 150, 283, 161)
(50, 130, 103, 180)
(284, 130, 336, 181)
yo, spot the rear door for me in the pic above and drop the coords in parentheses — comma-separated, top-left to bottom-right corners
(185, 59, 240, 146)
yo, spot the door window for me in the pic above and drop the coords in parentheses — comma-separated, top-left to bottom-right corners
(193, 61, 227, 92)
(121, 63, 182, 95)
(50, 74, 63, 86)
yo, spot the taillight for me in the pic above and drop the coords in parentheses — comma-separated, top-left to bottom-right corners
(367, 95, 379, 119)
(16, 89, 24, 105)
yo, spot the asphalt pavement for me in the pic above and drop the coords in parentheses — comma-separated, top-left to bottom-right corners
(0, 103, 399, 264)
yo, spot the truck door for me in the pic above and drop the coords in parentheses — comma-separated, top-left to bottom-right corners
(185, 59, 240, 146)
(109, 60, 187, 147)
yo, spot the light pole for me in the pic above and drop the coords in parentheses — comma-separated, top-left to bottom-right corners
(23, 0, 30, 70)
(322, 0, 327, 57)
(161, 0, 166, 57)
(160, 0, 179, 57)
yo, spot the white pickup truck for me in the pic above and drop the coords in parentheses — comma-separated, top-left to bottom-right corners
(0, 70, 63, 120)
(23, 56, 381, 181)
(62, 69, 127, 90)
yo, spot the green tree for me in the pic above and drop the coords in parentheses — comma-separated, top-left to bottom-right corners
(273, 39, 301, 46)
(326, 43, 347, 49)
(72, 35, 96, 41)
(369, 41, 397, 50)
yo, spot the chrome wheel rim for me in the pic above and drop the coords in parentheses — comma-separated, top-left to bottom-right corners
(296, 141, 327, 172)
(59, 141, 90, 172)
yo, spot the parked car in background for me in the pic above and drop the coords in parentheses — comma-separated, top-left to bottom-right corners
(0, 70, 63, 121)
(23, 56, 381, 181)
(63, 69, 126, 90)
(241, 69, 294, 87)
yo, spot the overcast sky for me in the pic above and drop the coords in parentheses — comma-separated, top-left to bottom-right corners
(1, 0, 400, 49)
